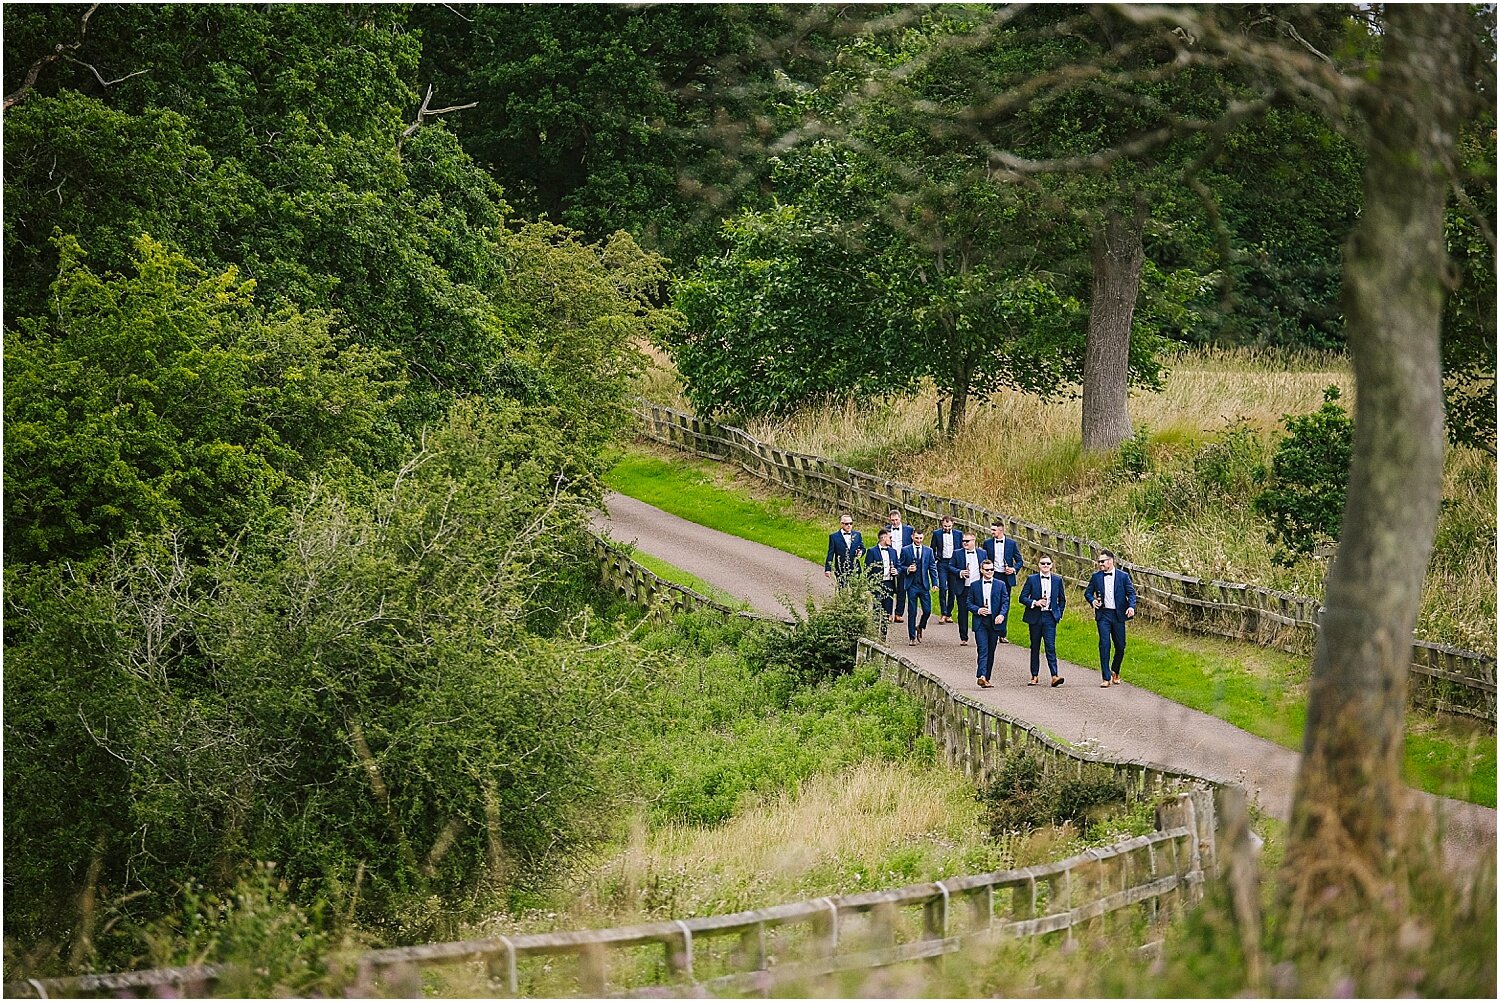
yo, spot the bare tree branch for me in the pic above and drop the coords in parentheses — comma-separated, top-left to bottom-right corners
(4, 3, 102, 112)
(61, 55, 150, 90)
(398, 83, 478, 146)
(2, 4, 150, 112)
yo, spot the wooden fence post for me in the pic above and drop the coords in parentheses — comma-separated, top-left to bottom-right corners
(1216, 785, 1264, 993)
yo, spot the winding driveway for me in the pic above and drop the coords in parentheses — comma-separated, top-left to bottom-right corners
(595, 492, 1496, 871)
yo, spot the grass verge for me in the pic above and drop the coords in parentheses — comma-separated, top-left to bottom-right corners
(605, 443, 1496, 808)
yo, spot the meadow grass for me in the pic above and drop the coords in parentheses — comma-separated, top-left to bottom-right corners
(606, 443, 1496, 807)
(638, 346, 1495, 654)
(443, 759, 1159, 997)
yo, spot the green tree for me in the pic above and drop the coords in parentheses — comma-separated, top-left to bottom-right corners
(3, 399, 619, 961)
(411, 2, 769, 259)
(671, 199, 901, 420)
(1441, 122, 1497, 455)
(4, 234, 395, 563)
(2, 6, 574, 440)
(1253, 387, 1354, 564)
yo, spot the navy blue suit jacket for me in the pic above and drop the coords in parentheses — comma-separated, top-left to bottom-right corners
(965, 577, 1009, 629)
(899, 543, 939, 592)
(948, 547, 985, 593)
(825, 529, 865, 574)
(1019, 573, 1066, 624)
(929, 527, 963, 565)
(1084, 568, 1137, 622)
(865, 543, 901, 586)
(885, 524, 914, 550)
(981, 536, 1024, 588)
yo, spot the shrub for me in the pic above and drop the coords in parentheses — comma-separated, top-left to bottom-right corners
(2, 400, 620, 965)
(1192, 419, 1267, 499)
(132, 864, 353, 997)
(1254, 386, 1353, 564)
(979, 749, 1127, 836)
(1117, 426, 1153, 477)
(754, 586, 873, 692)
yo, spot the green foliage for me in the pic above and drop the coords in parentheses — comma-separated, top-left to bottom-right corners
(601, 611, 928, 829)
(135, 864, 350, 997)
(4, 234, 397, 562)
(1195, 105, 1364, 350)
(3, 399, 616, 961)
(755, 586, 875, 692)
(2, 6, 665, 446)
(1254, 387, 1354, 564)
(978, 749, 1127, 837)
(670, 201, 904, 419)
(1441, 123, 1497, 454)
(411, 3, 768, 258)
(1123, 421, 1269, 529)
(1117, 427, 1153, 477)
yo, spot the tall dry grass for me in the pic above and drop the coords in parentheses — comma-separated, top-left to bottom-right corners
(469, 760, 1129, 937)
(636, 347, 1495, 654)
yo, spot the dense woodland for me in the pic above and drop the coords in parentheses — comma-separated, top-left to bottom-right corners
(3, 2, 1494, 990)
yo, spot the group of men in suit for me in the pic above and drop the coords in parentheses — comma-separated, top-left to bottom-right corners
(825, 510, 1137, 689)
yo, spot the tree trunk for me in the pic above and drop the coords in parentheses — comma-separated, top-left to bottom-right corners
(1283, 5, 1466, 911)
(946, 380, 969, 437)
(1081, 208, 1144, 451)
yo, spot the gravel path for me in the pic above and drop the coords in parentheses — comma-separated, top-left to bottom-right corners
(595, 492, 1496, 870)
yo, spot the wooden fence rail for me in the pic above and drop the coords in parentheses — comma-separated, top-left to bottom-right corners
(637, 402, 1496, 724)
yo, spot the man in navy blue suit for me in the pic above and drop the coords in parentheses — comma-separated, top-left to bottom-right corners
(1019, 555, 1066, 687)
(930, 515, 964, 623)
(948, 533, 984, 646)
(824, 514, 865, 585)
(981, 522, 1023, 644)
(966, 559, 1007, 688)
(885, 510, 914, 622)
(900, 528, 939, 645)
(865, 527, 901, 639)
(1083, 549, 1137, 687)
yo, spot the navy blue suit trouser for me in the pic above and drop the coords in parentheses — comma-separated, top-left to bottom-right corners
(939, 567, 963, 617)
(973, 620, 999, 680)
(1097, 615, 1127, 680)
(906, 586, 932, 639)
(1028, 619, 1060, 677)
(877, 583, 896, 630)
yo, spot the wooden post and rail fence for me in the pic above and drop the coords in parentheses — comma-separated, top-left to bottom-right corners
(636, 401, 1496, 725)
(8, 540, 1254, 999)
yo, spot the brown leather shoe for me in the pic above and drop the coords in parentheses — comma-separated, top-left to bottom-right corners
(1051, 676, 1065, 687)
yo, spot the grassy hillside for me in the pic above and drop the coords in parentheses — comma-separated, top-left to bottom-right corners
(638, 346, 1496, 655)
